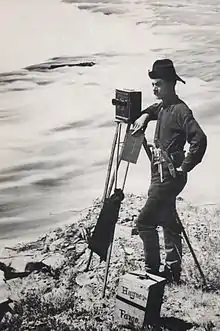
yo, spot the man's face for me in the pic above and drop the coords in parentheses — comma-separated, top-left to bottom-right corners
(151, 78, 173, 100)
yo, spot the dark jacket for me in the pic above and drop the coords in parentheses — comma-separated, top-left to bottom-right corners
(142, 96, 207, 173)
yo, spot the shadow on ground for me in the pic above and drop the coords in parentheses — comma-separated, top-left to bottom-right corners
(156, 316, 194, 331)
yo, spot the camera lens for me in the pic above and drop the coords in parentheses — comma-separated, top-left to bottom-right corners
(112, 98, 127, 106)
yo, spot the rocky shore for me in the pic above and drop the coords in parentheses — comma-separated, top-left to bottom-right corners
(0, 194, 220, 330)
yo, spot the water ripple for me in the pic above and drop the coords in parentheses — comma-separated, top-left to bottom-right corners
(50, 119, 94, 133)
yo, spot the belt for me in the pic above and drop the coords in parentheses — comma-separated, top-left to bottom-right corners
(152, 145, 176, 179)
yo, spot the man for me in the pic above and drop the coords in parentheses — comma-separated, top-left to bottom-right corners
(133, 59, 207, 283)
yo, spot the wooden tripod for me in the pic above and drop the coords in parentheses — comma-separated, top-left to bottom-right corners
(85, 121, 134, 298)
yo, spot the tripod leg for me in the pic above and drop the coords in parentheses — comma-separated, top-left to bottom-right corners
(102, 160, 130, 291)
(122, 162, 130, 191)
(102, 121, 120, 201)
(107, 123, 131, 197)
(114, 122, 122, 191)
(102, 228, 115, 298)
(85, 250, 93, 272)
(176, 214, 207, 288)
(102, 123, 123, 298)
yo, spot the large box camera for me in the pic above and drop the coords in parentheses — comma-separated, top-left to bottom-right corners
(112, 89, 142, 123)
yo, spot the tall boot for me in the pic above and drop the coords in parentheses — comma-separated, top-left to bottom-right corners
(139, 226, 161, 274)
(163, 227, 182, 283)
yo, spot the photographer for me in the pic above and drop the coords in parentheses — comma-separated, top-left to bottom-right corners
(133, 59, 207, 283)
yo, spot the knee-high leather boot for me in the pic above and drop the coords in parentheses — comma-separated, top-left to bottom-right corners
(139, 226, 161, 273)
(163, 227, 182, 282)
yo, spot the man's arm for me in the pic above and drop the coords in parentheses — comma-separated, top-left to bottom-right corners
(177, 105, 207, 173)
(132, 102, 161, 134)
(141, 102, 161, 120)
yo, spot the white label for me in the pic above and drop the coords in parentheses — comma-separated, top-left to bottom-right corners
(115, 299, 145, 328)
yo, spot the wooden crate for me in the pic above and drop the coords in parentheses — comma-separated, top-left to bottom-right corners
(114, 272, 166, 328)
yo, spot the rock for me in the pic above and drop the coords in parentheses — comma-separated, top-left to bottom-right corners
(124, 247, 134, 255)
(75, 243, 87, 255)
(49, 238, 64, 252)
(0, 298, 13, 322)
(0, 262, 30, 281)
(0, 271, 8, 303)
(25, 58, 96, 72)
(5, 255, 33, 272)
(75, 272, 95, 286)
(0, 273, 14, 321)
(42, 254, 65, 269)
(65, 245, 76, 251)
(25, 262, 52, 275)
(77, 287, 93, 300)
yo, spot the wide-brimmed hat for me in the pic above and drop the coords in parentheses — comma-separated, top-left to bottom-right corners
(148, 59, 186, 84)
